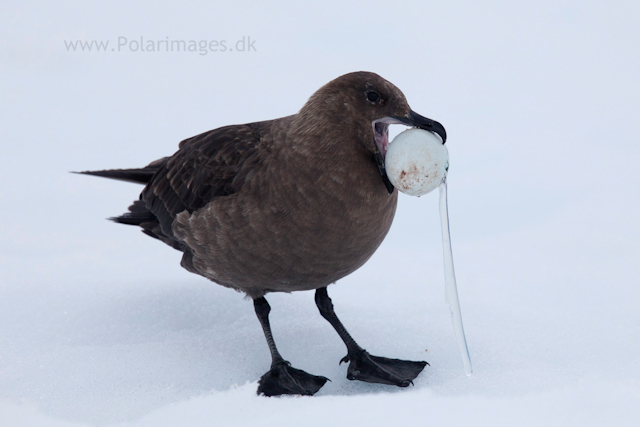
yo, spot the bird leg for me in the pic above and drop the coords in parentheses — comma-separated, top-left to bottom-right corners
(314, 287, 428, 387)
(253, 297, 329, 396)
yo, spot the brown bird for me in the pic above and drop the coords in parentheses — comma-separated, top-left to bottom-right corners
(79, 71, 447, 396)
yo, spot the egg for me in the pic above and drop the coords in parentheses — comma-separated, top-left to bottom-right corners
(385, 128, 449, 196)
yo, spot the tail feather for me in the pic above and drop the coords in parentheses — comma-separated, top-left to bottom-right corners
(113, 200, 184, 251)
(77, 169, 155, 184)
(78, 156, 184, 253)
(110, 200, 157, 225)
(75, 157, 169, 184)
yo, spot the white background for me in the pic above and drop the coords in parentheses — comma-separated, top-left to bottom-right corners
(1, 1, 639, 425)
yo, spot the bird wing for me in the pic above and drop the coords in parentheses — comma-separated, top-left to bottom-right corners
(141, 122, 269, 240)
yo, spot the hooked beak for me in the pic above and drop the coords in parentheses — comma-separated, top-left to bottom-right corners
(372, 110, 447, 195)
(391, 110, 447, 144)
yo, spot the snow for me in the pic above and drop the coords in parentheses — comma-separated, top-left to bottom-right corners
(1, 0, 640, 426)
(5, 380, 639, 427)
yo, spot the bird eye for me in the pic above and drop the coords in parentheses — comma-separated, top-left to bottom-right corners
(366, 91, 381, 103)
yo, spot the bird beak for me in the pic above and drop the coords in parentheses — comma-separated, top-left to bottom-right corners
(391, 110, 447, 144)
(371, 120, 394, 194)
(374, 146, 394, 195)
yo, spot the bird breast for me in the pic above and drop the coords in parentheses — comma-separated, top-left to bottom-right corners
(172, 137, 398, 297)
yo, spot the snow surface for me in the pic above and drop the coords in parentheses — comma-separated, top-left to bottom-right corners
(1, 1, 640, 426)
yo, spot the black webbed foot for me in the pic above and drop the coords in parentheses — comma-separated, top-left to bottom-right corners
(341, 349, 428, 387)
(257, 361, 329, 396)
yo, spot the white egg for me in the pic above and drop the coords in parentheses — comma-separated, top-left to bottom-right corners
(385, 128, 449, 196)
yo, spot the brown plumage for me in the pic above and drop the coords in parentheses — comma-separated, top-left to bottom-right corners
(80, 71, 446, 396)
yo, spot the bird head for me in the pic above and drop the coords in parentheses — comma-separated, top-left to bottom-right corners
(299, 71, 446, 194)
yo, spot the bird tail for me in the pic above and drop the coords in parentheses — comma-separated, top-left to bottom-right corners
(74, 156, 169, 185)
(109, 200, 157, 226)
(112, 200, 184, 252)
(75, 157, 167, 228)
(75, 156, 184, 252)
